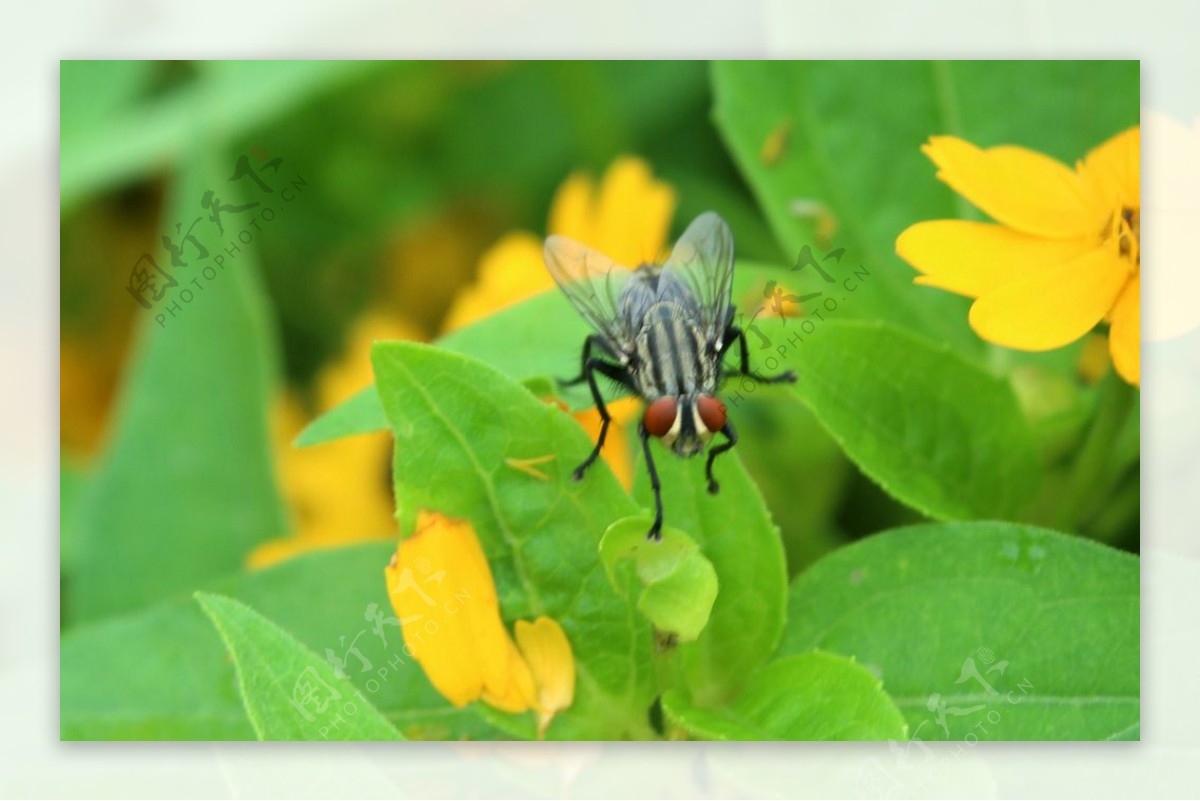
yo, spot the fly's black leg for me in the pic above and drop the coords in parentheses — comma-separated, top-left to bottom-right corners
(571, 357, 629, 481)
(723, 324, 796, 384)
(704, 419, 739, 495)
(639, 423, 664, 541)
(561, 335, 603, 387)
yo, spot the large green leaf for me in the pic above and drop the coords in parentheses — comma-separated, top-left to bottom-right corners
(774, 320, 1041, 521)
(61, 544, 503, 741)
(195, 593, 403, 741)
(730, 393, 852, 574)
(663, 652, 907, 740)
(633, 441, 788, 707)
(780, 522, 1139, 740)
(70, 150, 287, 624)
(710, 60, 1140, 364)
(60, 597, 256, 740)
(372, 341, 656, 739)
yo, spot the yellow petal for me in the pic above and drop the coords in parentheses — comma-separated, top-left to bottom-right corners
(548, 156, 676, 267)
(480, 637, 538, 714)
(922, 136, 1104, 238)
(1109, 274, 1140, 386)
(515, 617, 575, 712)
(593, 157, 677, 266)
(385, 511, 516, 709)
(442, 232, 552, 332)
(446, 157, 675, 335)
(1078, 126, 1140, 211)
(968, 245, 1129, 350)
(547, 172, 598, 244)
(515, 617, 576, 735)
(897, 220, 1093, 298)
(249, 389, 399, 569)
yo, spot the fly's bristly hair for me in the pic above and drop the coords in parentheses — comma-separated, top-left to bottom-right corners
(632, 300, 717, 400)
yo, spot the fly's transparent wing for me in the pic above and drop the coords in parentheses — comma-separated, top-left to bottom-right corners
(660, 211, 735, 348)
(543, 234, 638, 354)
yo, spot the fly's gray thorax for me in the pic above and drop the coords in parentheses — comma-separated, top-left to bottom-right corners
(632, 302, 716, 399)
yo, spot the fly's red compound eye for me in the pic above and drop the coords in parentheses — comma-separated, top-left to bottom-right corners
(643, 397, 678, 438)
(696, 395, 727, 433)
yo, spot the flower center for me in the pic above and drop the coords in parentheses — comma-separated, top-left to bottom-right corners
(1117, 206, 1140, 272)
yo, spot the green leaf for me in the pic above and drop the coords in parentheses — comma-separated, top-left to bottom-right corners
(730, 393, 853, 574)
(779, 320, 1040, 521)
(60, 459, 89, 579)
(61, 598, 257, 740)
(62, 544, 504, 741)
(70, 149, 287, 624)
(195, 592, 404, 741)
(294, 385, 387, 447)
(780, 521, 1139, 740)
(633, 441, 788, 707)
(663, 652, 908, 740)
(599, 517, 719, 643)
(371, 341, 656, 739)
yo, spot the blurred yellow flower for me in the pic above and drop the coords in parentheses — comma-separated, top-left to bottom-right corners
(60, 335, 119, 458)
(385, 510, 575, 733)
(443, 156, 677, 487)
(444, 156, 677, 331)
(441, 232, 550, 333)
(248, 312, 422, 569)
(897, 128, 1140, 385)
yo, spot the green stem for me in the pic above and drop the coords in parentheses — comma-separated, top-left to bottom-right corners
(653, 633, 683, 693)
(1055, 369, 1137, 530)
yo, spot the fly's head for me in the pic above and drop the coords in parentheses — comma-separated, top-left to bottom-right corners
(642, 393, 728, 457)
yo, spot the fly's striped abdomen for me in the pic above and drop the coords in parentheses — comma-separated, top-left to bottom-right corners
(633, 302, 715, 398)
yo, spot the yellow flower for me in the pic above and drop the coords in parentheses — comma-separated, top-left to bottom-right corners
(385, 511, 575, 733)
(441, 232, 551, 333)
(896, 128, 1140, 385)
(443, 155, 677, 487)
(248, 312, 422, 569)
(547, 158, 676, 268)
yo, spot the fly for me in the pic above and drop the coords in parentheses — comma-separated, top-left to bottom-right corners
(544, 211, 796, 541)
